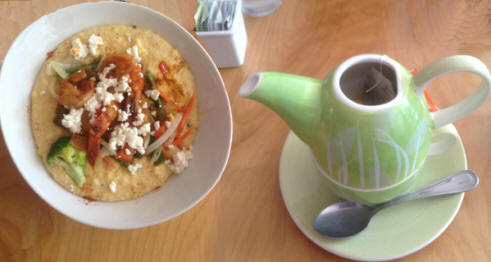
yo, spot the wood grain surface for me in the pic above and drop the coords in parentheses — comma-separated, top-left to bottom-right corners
(1, 0, 491, 261)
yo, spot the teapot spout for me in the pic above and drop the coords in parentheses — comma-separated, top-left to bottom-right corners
(239, 72, 323, 145)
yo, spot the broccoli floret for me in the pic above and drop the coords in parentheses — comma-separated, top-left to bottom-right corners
(47, 136, 87, 187)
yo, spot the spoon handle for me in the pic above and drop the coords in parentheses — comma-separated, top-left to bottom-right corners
(379, 170, 478, 209)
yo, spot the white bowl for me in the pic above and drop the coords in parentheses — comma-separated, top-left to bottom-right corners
(0, 1, 232, 229)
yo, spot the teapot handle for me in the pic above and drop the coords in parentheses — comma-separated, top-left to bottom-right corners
(413, 55, 491, 129)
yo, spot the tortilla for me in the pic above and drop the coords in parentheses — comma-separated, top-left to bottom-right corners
(31, 25, 199, 201)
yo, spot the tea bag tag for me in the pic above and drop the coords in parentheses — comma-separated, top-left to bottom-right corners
(364, 67, 396, 105)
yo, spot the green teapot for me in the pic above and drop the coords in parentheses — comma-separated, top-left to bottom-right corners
(240, 54, 491, 204)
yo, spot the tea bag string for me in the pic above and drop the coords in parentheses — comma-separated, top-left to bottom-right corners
(365, 55, 388, 93)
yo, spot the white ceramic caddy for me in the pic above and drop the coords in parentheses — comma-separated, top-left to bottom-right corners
(0, 1, 232, 229)
(196, 0, 248, 68)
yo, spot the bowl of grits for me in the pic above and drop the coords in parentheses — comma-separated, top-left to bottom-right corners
(0, 1, 232, 229)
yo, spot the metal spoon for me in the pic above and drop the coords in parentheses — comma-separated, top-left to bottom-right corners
(313, 170, 479, 238)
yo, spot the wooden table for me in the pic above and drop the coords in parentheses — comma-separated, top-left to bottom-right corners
(1, 0, 490, 261)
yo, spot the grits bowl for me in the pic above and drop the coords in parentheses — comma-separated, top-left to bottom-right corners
(0, 2, 232, 229)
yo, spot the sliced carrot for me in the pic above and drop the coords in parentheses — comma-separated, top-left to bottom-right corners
(173, 126, 196, 149)
(154, 87, 172, 104)
(103, 156, 115, 168)
(161, 146, 173, 162)
(424, 90, 438, 112)
(411, 68, 438, 112)
(153, 123, 167, 139)
(176, 93, 195, 135)
(115, 144, 135, 163)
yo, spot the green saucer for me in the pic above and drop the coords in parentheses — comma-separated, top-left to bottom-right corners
(279, 124, 466, 261)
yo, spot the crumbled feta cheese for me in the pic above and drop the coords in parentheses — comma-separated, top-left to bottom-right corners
(96, 88, 116, 105)
(118, 110, 130, 122)
(142, 102, 148, 109)
(128, 163, 142, 174)
(88, 34, 104, 56)
(168, 148, 193, 174)
(133, 112, 145, 126)
(108, 124, 126, 152)
(151, 111, 157, 117)
(84, 64, 119, 122)
(127, 132, 145, 154)
(70, 38, 88, 60)
(109, 181, 117, 192)
(154, 121, 160, 130)
(96, 77, 118, 105)
(125, 148, 131, 155)
(115, 75, 131, 93)
(85, 95, 100, 115)
(164, 121, 171, 128)
(144, 89, 160, 100)
(61, 108, 84, 134)
(126, 45, 141, 62)
(108, 123, 145, 154)
(114, 93, 124, 103)
(102, 107, 106, 112)
(40, 90, 46, 95)
(90, 63, 127, 108)
(103, 63, 116, 75)
(138, 123, 151, 136)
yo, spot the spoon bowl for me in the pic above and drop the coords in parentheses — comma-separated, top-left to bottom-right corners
(314, 201, 376, 238)
(314, 170, 479, 238)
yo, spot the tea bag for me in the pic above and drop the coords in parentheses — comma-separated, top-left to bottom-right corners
(363, 67, 396, 105)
